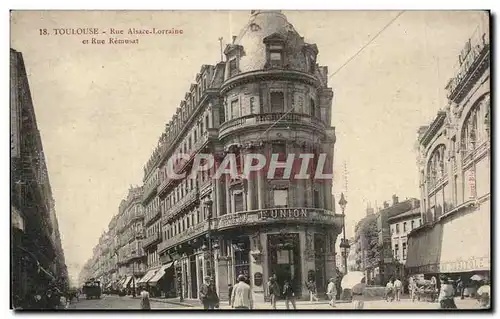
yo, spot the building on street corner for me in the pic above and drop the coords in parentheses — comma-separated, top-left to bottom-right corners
(407, 17, 490, 281)
(82, 10, 344, 302)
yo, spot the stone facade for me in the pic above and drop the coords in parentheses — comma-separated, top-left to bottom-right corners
(407, 18, 490, 277)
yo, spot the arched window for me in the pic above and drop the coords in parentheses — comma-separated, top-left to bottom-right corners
(461, 94, 490, 156)
(426, 144, 447, 189)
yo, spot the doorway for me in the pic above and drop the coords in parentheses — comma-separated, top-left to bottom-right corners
(267, 233, 301, 295)
(190, 255, 198, 298)
(314, 233, 326, 293)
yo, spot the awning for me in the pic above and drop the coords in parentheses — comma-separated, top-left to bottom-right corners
(438, 203, 490, 273)
(122, 276, 132, 289)
(148, 262, 173, 286)
(406, 222, 443, 274)
(137, 267, 160, 284)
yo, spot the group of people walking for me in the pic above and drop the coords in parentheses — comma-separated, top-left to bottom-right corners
(15, 287, 75, 310)
(385, 278, 403, 302)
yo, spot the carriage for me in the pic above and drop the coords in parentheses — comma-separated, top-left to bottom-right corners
(83, 280, 102, 299)
(413, 279, 438, 302)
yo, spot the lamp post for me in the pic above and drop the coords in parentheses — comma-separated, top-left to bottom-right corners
(173, 259, 183, 302)
(204, 198, 214, 279)
(338, 193, 350, 275)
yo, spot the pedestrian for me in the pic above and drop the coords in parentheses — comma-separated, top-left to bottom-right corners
(282, 280, 296, 310)
(385, 279, 394, 302)
(476, 279, 490, 309)
(306, 279, 319, 303)
(200, 276, 219, 310)
(45, 288, 60, 310)
(231, 274, 253, 310)
(327, 278, 337, 308)
(438, 276, 456, 309)
(140, 287, 151, 310)
(394, 277, 402, 301)
(228, 284, 234, 306)
(268, 277, 280, 309)
(456, 279, 465, 300)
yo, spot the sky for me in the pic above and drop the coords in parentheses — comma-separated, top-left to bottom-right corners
(10, 10, 488, 283)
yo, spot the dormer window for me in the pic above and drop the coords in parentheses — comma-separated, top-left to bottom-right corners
(229, 59, 238, 77)
(264, 33, 286, 69)
(269, 45, 283, 67)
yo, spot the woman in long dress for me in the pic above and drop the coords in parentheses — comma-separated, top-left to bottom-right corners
(438, 276, 456, 309)
(140, 287, 151, 310)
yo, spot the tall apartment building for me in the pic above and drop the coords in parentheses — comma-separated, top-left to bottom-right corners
(135, 10, 342, 300)
(388, 206, 421, 264)
(407, 16, 490, 280)
(11, 48, 69, 307)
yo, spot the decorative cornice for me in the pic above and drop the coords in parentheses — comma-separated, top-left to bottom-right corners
(221, 69, 320, 95)
(419, 111, 447, 147)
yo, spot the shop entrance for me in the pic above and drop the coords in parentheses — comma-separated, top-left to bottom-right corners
(314, 234, 326, 293)
(190, 255, 198, 298)
(267, 233, 301, 295)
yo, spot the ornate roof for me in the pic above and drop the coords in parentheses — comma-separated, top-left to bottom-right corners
(230, 10, 310, 74)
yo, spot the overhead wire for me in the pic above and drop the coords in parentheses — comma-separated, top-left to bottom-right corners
(256, 10, 406, 141)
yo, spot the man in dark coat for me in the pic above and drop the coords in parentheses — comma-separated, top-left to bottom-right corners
(199, 276, 219, 309)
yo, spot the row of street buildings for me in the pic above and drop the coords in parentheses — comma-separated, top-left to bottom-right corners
(348, 17, 490, 286)
(80, 10, 345, 300)
(11, 49, 69, 307)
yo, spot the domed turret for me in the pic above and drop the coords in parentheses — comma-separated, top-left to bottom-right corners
(224, 10, 318, 79)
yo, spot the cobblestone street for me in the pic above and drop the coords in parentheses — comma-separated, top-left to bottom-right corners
(68, 295, 482, 310)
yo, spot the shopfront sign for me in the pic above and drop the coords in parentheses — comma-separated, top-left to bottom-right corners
(468, 170, 476, 200)
(254, 272, 263, 287)
(260, 208, 308, 219)
(439, 257, 490, 273)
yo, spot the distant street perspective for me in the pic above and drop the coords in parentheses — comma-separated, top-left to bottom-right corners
(11, 10, 490, 311)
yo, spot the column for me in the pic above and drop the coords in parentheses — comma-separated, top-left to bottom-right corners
(186, 258, 192, 298)
(196, 255, 202, 297)
(324, 231, 337, 285)
(250, 232, 264, 303)
(225, 174, 232, 215)
(260, 233, 269, 300)
(300, 230, 315, 297)
(217, 256, 229, 300)
(246, 178, 255, 211)
(216, 158, 224, 216)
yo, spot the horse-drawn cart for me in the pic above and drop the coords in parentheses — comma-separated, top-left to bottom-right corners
(413, 279, 438, 302)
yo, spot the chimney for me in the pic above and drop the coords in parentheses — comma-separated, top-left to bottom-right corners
(232, 36, 237, 43)
(383, 201, 389, 209)
(392, 195, 399, 205)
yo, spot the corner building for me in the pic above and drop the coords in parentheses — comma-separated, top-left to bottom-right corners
(407, 18, 490, 281)
(148, 11, 342, 301)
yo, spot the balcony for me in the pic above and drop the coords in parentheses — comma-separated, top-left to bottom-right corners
(142, 232, 162, 250)
(446, 26, 489, 103)
(158, 221, 209, 254)
(462, 141, 489, 168)
(219, 113, 326, 139)
(163, 186, 199, 222)
(142, 178, 159, 204)
(144, 206, 161, 226)
(157, 207, 343, 254)
(157, 129, 218, 197)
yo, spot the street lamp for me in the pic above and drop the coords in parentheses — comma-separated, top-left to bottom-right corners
(338, 193, 350, 275)
(173, 259, 183, 302)
(204, 198, 214, 279)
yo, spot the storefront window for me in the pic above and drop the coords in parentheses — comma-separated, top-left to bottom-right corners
(234, 238, 250, 283)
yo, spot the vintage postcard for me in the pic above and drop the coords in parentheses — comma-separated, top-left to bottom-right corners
(10, 10, 491, 310)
